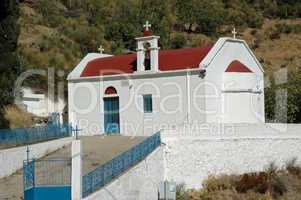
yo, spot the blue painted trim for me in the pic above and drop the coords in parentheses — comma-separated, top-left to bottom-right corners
(24, 186, 71, 200)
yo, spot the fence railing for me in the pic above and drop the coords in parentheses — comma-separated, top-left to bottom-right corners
(0, 124, 72, 146)
(23, 158, 72, 190)
(23, 158, 72, 200)
(82, 132, 161, 198)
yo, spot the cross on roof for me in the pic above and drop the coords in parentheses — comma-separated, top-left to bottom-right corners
(98, 45, 104, 54)
(232, 27, 237, 39)
(143, 21, 152, 31)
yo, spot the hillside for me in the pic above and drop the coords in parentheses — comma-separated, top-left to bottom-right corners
(0, 0, 300, 128)
(18, 1, 301, 73)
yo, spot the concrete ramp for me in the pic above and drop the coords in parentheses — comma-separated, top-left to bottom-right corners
(80, 135, 147, 174)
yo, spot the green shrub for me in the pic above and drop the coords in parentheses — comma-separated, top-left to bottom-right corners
(170, 34, 187, 49)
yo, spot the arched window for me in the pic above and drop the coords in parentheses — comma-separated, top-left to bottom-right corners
(104, 86, 117, 95)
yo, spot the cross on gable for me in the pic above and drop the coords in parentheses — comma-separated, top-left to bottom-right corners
(98, 45, 104, 54)
(143, 21, 152, 31)
(232, 27, 237, 39)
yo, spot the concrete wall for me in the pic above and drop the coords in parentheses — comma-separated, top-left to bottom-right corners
(83, 146, 165, 200)
(161, 124, 301, 189)
(0, 137, 73, 178)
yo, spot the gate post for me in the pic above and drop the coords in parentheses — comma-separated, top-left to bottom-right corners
(72, 139, 82, 200)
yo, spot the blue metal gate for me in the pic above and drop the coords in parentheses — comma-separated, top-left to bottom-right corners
(23, 159, 71, 200)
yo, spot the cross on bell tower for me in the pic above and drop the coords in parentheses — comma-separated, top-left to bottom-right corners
(143, 21, 152, 31)
(232, 27, 237, 39)
(98, 45, 104, 54)
(136, 21, 160, 73)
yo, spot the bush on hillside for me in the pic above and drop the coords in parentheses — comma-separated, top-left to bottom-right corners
(285, 158, 301, 176)
(176, 161, 301, 200)
(170, 33, 187, 49)
(4, 105, 34, 129)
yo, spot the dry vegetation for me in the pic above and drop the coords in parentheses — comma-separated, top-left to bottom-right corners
(17, 1, 301, 75)
(4, 105, 34, 129)
(177, 159, 301, 200)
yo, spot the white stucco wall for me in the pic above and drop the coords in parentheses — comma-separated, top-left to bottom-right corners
(68, 80, 103, 135)
(162, 124, 301, 189)
(0, 137, 73, 178)
(69, 71, 205, 136)
(83, 146, 165, 200)
(202, 38, 265, 123)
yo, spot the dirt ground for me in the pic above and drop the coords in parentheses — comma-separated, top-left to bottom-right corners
(0, 135, 146, 200)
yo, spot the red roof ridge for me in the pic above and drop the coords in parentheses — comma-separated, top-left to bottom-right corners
(225, 60, 253, 73)
(81, 45, 213, 77)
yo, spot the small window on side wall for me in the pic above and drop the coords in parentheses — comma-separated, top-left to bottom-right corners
(143, 94, 153, 113)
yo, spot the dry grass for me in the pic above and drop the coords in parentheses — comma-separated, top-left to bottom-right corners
(177, 161, 301, 200)
(241, 19, 301, 74)
(4, 105, 34, 129)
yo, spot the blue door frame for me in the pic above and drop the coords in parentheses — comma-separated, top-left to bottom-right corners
(104, 97, 120, 134)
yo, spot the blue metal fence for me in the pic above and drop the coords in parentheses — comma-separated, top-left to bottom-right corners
(0, 124, 72, 146)
(82, 132, 161, 197)
(23, 159, 72, 200)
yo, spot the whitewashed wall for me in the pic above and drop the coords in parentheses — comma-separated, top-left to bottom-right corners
(0, 137, 73, 178)
(69, 72, 206, 136)
(83, 146, 165, 200)
(201, 38, 265, 123)
(162, 124, 301, 189)
(68, 80, 103, 135)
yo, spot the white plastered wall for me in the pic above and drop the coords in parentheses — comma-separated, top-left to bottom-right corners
(68, 80, 103, 135)
(101, 72, 205, 136)
(201, 38, 265, 123)
(68, 71, 206, 136)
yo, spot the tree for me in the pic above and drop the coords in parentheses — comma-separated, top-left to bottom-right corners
(195, 0, 226, 34)
(139, 0, 174, 48)
(175, 0, 198, 33)
(176, 0, 226, 35)
(265, 70, 301, 123)
(170, 33, 186, 49)
(0, 0, 20, 128)
(105, 0, 140, 52)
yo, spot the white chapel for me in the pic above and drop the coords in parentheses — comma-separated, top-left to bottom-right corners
(68, 22, 265, 136)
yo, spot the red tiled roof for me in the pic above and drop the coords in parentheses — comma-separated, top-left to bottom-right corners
(80, 46, 213, 77)
(225, 60, 253, 73)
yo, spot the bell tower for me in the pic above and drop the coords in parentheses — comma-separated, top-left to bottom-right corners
(136, 21, 160, 72)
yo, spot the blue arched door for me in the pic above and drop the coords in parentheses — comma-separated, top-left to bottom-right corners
(104, 97, 120, 134)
